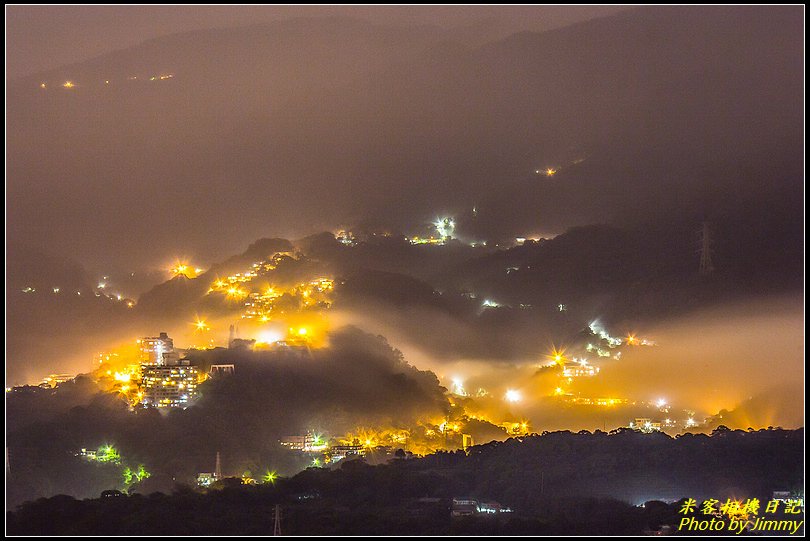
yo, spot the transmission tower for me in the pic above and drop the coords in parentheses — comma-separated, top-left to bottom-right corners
(215, 451, 222, 480)
(698, 221, 714, 275)
(273, 504, 282, 536)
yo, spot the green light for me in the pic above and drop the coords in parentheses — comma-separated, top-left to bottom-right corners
(122, 467, 133, 485)
(135, 464, 151, 482)
(96, 444, 121, 463)
(263, 470, 278, 484)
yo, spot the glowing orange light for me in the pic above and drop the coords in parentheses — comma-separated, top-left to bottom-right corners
(62, 81, 75, 88)
(171, 262, 201, 278)
(548, 346, 566, 365)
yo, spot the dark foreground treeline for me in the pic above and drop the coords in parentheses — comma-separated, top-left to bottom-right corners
(7, 427, 803, 535)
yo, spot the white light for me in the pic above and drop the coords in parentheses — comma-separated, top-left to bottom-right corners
(434, 217, 455, 239)
(451, 378, 468, 396)
(504, 389, 522, 403)
(256, 329, 283, 345)
(656, 398, 667, 408)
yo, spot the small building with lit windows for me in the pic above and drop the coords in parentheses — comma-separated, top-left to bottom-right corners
(197, 472, 218, 487)
(629, 418, 662, 433)
(140, 332, 177, 365)
(329, 444, 364, 462)
(279, 432, 328, 452)
(562, 361, 599, 378)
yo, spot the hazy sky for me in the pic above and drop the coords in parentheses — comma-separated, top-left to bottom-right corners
(6, 6, 802, 275)
(6, 5, 627, 80)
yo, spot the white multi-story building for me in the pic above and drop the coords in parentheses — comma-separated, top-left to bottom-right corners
(140, 332, 176, 365)
(279, 432, 328, 452)
(141, 360, 200, 408)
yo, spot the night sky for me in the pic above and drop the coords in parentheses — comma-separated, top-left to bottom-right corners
(7, 6, 802, 275)
(7, 6, 627, 79)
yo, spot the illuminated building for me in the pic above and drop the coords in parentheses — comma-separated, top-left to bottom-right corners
(209, 364, 235, 377)
(335, 230, 356, 246)
(279, 432, 328, 452)
(39, 374, 75, 388)
(197, 472, 217, 487)
(329, 443, 364, 462)
(140, 360, 200, 408)
(562, 361, 599, 378)
(478, 502, 513, 514)
(140, 332, 176, 365)
(407, 217, 456, 246)
(451, 498, 478, 517)
(197, 452, 222, 486)
(409, 236, 444, 245)
(630, 418, 662, 433)
(77, 445, 120, 463)
(76, 448, 97, 460)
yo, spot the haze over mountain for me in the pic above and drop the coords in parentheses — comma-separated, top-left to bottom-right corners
(7, 6, 802, 275)
(7, 6, 628, 79)
(6, 4, 802, 433)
